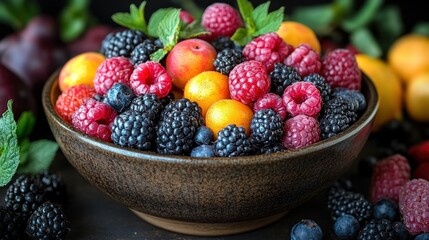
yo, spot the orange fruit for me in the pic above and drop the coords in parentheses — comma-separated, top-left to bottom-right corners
(184, 71, 230, 117)
(355, 54, 403, 131)
(59, 52, 105, 92)
(387, 34, 429, 84)
(405, 72, 429, 121)
(205, 99, 253, 139)
(276, 21, 321, 54)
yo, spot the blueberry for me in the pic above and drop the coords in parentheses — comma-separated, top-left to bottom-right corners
(415, 233, 429, 240)
(392, 221, 410, 240)
(373, 199, 398, 220)
(194, 126, 214, 145)
(104, 82, 135, 113)
(333, 214, 360, 240)
(190, 145, 215, 158)
(290, 219, 323, 240)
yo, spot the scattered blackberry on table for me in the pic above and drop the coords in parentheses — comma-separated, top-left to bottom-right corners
(156, 111, 198, 155)
(290, 219, 323, 240)
(26, 202, 71, 240)
(392, 221, 409, 240)
(100, 29, 146, 58)
(357, 219, 395, 240)
(214, 124, 253, 157)
(211, 36, 236, 52)
(103, 82, 136, 113)
(111, 110, 156, 150)
(194, 126, 214, 146)
(373, 199, 398, 220)
(283, 114, 320, 149)
(129, 93, 162, 119)
(190, 145, 216, 158)
(36, 171, 67, 204)
(0, 207, 20, 240)
(327, 187, 373, 223)
(333, 214, 360, 240)
(319, 97, 358, 139)
(303, 73, 331, 104)
(161, 98, 205, 127)
(213, 48, 245, 75)
(284, 43, 321, 77)
(332, 87, 366, 111)
(282, 81, 322, 118)
(250, 109, 284, 147)
(269, 63, 302, 96)
(130, 39, 161, 66)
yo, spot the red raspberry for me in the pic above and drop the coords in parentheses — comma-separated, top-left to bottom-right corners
(55, 84, 96, 123)
(129, 61, 172, 98)
(93, 56, 134, 95)
(414, 162, 429, 181)
(370, 154, 411, 204)
(253, 93, 287, 121)
(408, 140, 429, 165)
(282, 81, 322, 118)
(321, 48, 361, 90)
(242, 32, 294, 72)
(229, 60, 270, 105)
(180, 10, 194, 24)
(283, 43, 321, 77)
(282, 114, 320, 149)
(399, 179, 429, 235)
(71, 98, 117, 142)
(202, 3, 242, 39)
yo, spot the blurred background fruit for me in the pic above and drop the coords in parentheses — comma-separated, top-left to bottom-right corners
(405, 72, 429, 122)
(276, 21, 321, 54)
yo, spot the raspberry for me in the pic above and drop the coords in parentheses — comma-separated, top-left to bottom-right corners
(214, 124, 253, 157)
(180, 10, 195, 24)
(129, 61, 172, 98)
(253, 93, 287, 121)
(303, 73, 331, 105)
(414, 162, 429, 181)
(229, 60, 270, 104)
(283, 43, 321, 77)
(250, 109, 284, 147)
(370, 154, 411, 204)
(398, 179, 429, 235)
(282, 81, 322, 118)
(93, 56, 134, 95)
(71, 98, 117, 142)
(321, 48, 361, 90)
(55, 84, 96, 123)
(242, 33, 294, 72)
(214, 48, 245, 75)
(269, 63, 302, 96)
(408, 140, 429, 165)
(201, 3, 243, 39)
(282, 114, 320, 149)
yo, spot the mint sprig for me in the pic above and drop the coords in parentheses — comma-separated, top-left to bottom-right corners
(0, 100, 19, 187)
(112, 1, 148, 34)
(232, 0, 284, 46)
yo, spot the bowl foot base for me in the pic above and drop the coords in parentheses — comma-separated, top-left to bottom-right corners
(130, 209, 288, 236)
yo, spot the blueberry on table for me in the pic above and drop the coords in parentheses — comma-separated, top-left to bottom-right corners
(290, 219, 323, 240)
(334, 214, 360, 240)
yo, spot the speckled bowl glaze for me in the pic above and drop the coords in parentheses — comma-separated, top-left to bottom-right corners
(42, 72, 378, 236)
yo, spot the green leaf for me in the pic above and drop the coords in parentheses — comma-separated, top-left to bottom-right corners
(18, 140, 58, 174)
(342, 0, 384, 32)
(251, 2, 269, 23)
(236, 0, 254, 23)
(16, 111, 35, 142)
(60, 0, 96, 42)
(412, 22, 429, 37)
(374, 5, 403, 55)
(0, 100, 19, 187)
(231, 28, 253, 46)
(112, 1, 147, 34)
(150, 48, 169, 63)
(253, 6, 284, 36)
(350, 28, 382, 58)
(157, 8, 181, 48)
(148, 8, 175, 38)
(291, 5, 336, 36)
(179, 20, 209, 39)
(19, 138, 30, 166)
(0, 0, 39, 30)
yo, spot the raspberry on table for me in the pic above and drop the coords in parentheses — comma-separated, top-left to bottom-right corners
(129, 61, 172, 98)
(357, 219, 395, 239)
(71, 98, 117, 142)
(282, 114, 320, 149)
(229, 60, 271, 105)
(214, 48, 245, 76)
(100, 29, 146, 58)
(250, 109, 284, 147)
(303, 73, 331, 105)
(55, 84, 96, 123)
(318, 97, 358, 139)
(201, 3, 243, 39)
(214, 124, 253, 157)
(321, 48, 361, 90)
(370, 154, 411, 204)
(282, 81, 322, 118)
(103, 82, 136, 113)
(269, 63, 302, 96)
(243, 32, 294, 72)
(284, 43, 321, 77)
(253, 93, 287, 121)
(93, 56, 134, 96)
(26, 202, 70, 240)
(129, 93, 163, 119)
(130, 39, 162, 66)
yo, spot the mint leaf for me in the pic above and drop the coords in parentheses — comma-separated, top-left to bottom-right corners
(350, 27, 382, 58)
(148, 8, 175, 38)
(237, 0, 254, 22)
(253, 6, 284, 36)
(179, 20, 209, 39)
(158, 8, 181, 49)
(112, 1, 147, 34)
(252, 2, 269, 23)
(150, 48, 169, 62)
(0, 100, 19, 187)
(231, 27, 253, 46)
(413, 22, 429, 37)
(342, 0, 384, 32)
(16, 111, 35, 142)
(292, 4, 336, 36)
(18, 139, 58, 174)
(19, 138, 30, 166)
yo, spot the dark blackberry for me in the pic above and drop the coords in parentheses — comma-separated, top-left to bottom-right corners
(213, 48, 245, 75)
(101, 29, 146, 58)
(161, 98, 204, 127)
(211, 36, 236, 52)
(0, 207, 20, 240)
(5, 175, 46, 221)
(258, 143, 284, 154)
(130, 39, 161, 66)
(332, 87, 367, 112)
(303, 73, 331, 104)
(357, 219, 395, 240)
(111, 110, 156, 150)
(327, 187, 373, 223)
(214, 124, 253, 157)
(319, 97, 358, 139)
(26, 202, 70, 240)
(392, 221, 410, 240)
(129, 93, 162, 118)
(156, 111, 198, 155)
(269, 63, 302, 96)
(250, 109, 284, 147)
(36, 171, 67, 204)
(160, 92, 175, 107)
(103, 82, 136, 113)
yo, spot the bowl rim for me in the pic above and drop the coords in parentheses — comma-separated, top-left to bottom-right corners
(42, 71, 379, 166)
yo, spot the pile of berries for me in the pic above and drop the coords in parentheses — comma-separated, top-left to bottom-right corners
(0, 171, 70, 239)
(55, 2, 367, 158)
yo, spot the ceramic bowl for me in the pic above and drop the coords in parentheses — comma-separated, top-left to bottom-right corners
(42, 72, 378, 236)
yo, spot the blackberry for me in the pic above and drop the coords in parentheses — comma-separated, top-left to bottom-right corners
(101, 30, 146, 58)
(319, 97, 358, 139)
(214, 48, 245, 75)
(357, 219, 395, 240)
(103, 82, 136, 113)
(392, 221, 410, 240)
(156, 111, 198, 155)
(258, 143, 284, 154)
(160, 92, 175, 107)
(327, 187, 373, 223)
(332, 87, 367, 112)
(211, 36, 236, 52)
(269, 63, 302, 96)
(250, 109, 284, 147)
(303, 73, 331, 104)
(5, 175, 46, 221)
(26, 202, 70, 240)
(130, 39, 161, 66)
(111, 110, 156, 150)
(214, 124, 253, 157)
(0, 207, 20, 240)
(161, 98, 204, 127)
(36, 171, 67, 204)
(129, 93, 162, 118)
